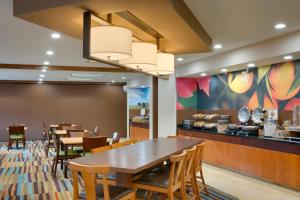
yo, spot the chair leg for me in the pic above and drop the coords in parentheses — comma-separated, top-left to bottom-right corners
(53, 157, 59, 177)
(146, 191, 152, 200)
(45, 145, 49, 158)
(168, 193, 174, 200)
(60, 158, 64, 170)
(23, 138, 25, 149)
(199, 170, 209, 195)
(180, 185, 187, 200)
(192, 177, 201, 200)
(16, 140, 19, 149)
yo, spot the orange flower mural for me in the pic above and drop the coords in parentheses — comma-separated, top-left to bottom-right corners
(176, 59, 300, 111)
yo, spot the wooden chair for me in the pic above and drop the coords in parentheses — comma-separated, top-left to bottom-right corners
(184, 147, 201, 200)
(51, 135, 80, 177)
(91, 145, 117, 186)
(111, 139, 138, 149)
(8, 126, 26, 150)
(111, 132, 121, 144)
(44, 125, 54, 158)
(68, 162, 136, 200)
(42, 122, 48, 144)
(82, 136, 107, 156)
(194, 143, 209, 195)
(133, 152, 187, 200)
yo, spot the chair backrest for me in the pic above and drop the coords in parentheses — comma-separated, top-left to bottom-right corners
(94, 126, 100, 136)
(68, 162, 110, 200)
(83, 136, 107, 153)
(184, 147, 196, 178)
(194, 142, 205, 172)
(168, 152, 186, 191)
(9, 126, 25, 135)
(91, 145, 112, 154)
(111, 139, 137, 149)
(111, 132, 120, 144)
(69, 131, 90, 138)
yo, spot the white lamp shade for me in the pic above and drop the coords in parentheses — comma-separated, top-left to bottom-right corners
(143, 53, 175, 75)
(120, 42, 157, 70)
(90, 26, 132, 61)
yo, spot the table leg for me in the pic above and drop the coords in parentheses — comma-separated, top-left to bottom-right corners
(116, 172, 133, 187)
(64, 144, 68, 178)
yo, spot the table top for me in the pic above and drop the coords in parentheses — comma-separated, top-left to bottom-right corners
(60, 137, 83, 145)
(55, 130, 67, 135)
(49, 124, 59, 128)
(70, 137, 203, 174)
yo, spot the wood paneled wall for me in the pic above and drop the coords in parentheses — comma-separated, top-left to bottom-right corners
(0, 83, 126, 141)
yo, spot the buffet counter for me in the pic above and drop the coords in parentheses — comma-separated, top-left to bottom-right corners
(129, 121, 149, 141)
(177, 125, 300, 191)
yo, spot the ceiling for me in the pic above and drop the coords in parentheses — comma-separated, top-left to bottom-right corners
(177, 0, 300, 65)
(2, 0, 300, 81)
(0, 69, 137, 83)
(0, 0, 140, 82)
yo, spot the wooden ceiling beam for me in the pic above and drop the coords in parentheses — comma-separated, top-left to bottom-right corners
(0, 63, 136, 73)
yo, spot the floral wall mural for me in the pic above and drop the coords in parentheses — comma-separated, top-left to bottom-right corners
(176, 59, 300, 111)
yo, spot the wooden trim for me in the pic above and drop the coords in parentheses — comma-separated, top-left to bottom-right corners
(116, 11, 164, 39)
(0, 80, 126, 86)
(170, 0, 212, 49)
(0, 63, 134, 73)
(152, 76, 158, 139)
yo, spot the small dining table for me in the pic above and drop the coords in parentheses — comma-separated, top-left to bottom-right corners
(70, 137, 203, 186)
(60, 137, 84, 177)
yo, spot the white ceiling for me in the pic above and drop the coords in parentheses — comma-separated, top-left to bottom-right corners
(0, 0, 141, 82)
(0, 69, 137, 83)
(178, 0, 300, 65)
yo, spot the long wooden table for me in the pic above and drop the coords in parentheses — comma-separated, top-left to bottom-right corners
(70, 137, 203, 186)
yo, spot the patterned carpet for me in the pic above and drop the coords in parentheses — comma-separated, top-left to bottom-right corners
(0, 141, 238, 200)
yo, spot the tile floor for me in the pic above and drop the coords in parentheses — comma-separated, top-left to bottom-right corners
(203, 163, 300, 200)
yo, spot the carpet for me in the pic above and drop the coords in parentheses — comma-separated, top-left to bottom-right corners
(0, 141, 238, 200)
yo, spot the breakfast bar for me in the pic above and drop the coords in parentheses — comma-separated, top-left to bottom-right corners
(177, 126, 300, 190)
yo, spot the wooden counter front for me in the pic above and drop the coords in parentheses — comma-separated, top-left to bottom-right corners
(178, 128, 300, 191)
(130, 122, 149, 141)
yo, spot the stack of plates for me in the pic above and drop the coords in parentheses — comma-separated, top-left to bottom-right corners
(293, 106, 300, 126)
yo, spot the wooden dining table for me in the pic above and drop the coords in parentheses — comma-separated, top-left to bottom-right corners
(70, 137, 203, 186)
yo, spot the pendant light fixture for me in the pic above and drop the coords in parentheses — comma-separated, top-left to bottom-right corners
(120, 42, 157, 70)
(143, 52, 175, 75)
(90, 26, 133, 61)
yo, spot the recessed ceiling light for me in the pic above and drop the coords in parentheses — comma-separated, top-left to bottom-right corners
(71, 73, 103, 77)
(283, 55, 293, 60)
(40, 74, 45, 78)
(46, 50, 54, 56)
(121, 76, 126, 80)
(177, 57, 184, 61)
(200, 73, 207, 77)
(275, 23, 286, 29)
(214, 44, 223, 49)
(41, 69, 47, 73)
(111, 80, 116, 83)
(38, 78, 43, 82)
(67, 77, 95, 81)
(221, 68, 228, 73)
(43, 61, 50, 65)
(247, 63, 255, 67)
(51, 33, 61, 39)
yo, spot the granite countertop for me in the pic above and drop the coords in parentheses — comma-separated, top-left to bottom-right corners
(177, 125, 300, 146)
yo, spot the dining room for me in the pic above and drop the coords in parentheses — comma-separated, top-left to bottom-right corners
(2, 0, 300, 199)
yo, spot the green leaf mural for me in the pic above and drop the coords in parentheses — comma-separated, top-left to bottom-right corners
(257, 65, 270, 85)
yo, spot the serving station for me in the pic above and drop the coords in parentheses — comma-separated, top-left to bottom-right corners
(178, 106, 300, 191)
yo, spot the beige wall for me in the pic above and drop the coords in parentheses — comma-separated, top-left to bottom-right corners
(0, 83, 126, 141)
